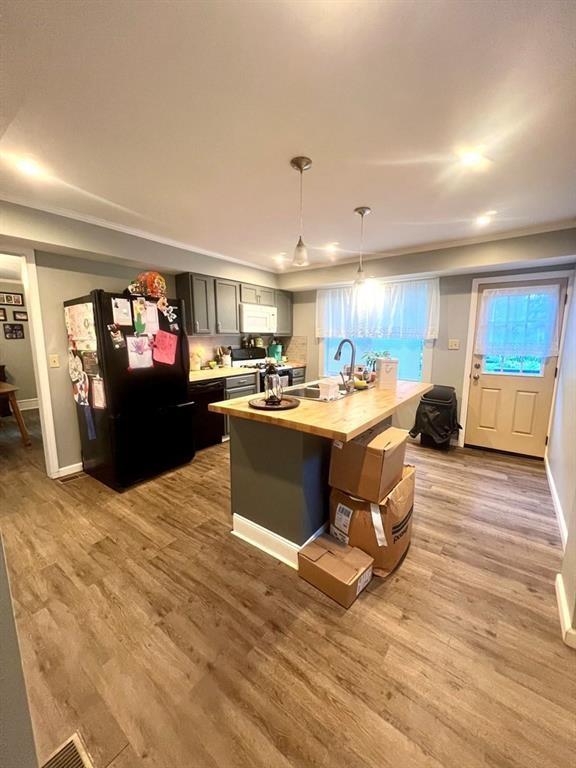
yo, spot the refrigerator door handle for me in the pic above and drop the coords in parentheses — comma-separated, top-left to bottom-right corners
(181, 331, 190, 378)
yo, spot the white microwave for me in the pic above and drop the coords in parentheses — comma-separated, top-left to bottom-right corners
(240, 303, 277, 333)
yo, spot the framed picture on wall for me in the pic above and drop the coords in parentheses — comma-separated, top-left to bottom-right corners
(0, 308, 6, 321)
(0, 292, 24, 306)
(3, 323, 25, 340)
(13, 310, 28, 321)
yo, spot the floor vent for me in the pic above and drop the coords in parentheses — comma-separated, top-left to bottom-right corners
(57, 473, 85, 484)
(42, 734, 95, 768)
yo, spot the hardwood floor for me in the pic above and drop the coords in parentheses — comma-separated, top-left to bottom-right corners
(1, 411, 574, 768)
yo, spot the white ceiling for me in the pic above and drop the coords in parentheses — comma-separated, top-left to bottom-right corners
(1, 0, 575, 272)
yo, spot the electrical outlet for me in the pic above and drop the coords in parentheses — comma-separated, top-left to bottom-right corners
(48, 353, 60, 368)
(448, 339, 460, 350)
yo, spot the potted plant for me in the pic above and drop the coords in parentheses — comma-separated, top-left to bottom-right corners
(363, 349, 391, 372)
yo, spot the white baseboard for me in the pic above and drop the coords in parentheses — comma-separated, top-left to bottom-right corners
(555, 574, 576, 649)
(51, 462, 83, 479)
(545, 456, 568, 550)
(16, 397, 38, 411)
(231, 514, 327, 569)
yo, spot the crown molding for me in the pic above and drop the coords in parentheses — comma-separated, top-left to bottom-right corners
(2, 196, 574, 277)
(0, 196, 277, 273)
(282, 219, 576, 273)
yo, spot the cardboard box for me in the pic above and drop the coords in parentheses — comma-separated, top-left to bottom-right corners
(329, 425, 408, 503)
(298, 534, 374, 608)
(330, 465, 415, 577)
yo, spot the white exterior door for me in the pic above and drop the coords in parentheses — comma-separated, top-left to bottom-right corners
(465, 279, 567, 458)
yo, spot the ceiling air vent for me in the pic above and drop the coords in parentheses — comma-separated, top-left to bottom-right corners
(41, 734, 95, 768)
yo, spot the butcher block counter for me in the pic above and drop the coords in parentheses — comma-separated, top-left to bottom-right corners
(210, 380, 431, 442)
(210, 380, 432, 568)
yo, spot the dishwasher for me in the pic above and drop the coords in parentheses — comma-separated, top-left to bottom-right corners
(188, 379, 226, 450)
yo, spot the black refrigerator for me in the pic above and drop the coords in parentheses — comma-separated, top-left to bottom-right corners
(64, 289, 195, 491)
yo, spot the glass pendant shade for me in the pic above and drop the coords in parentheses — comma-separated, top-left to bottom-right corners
(293, 236, 309, 267)
(354, 263, 366, 286)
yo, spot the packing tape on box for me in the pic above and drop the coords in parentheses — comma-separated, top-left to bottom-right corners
(370, 503, 388, 547)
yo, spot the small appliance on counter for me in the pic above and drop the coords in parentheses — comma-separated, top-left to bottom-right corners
(267, 338, 283, 362)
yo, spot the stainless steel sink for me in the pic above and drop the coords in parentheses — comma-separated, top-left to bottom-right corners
(287, 383, 370, 401)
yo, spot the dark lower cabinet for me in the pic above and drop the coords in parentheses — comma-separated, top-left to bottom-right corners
(188, 379, 225, 449)
(224, 373, 257, 435)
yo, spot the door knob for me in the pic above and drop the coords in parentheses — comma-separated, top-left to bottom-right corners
(474, 362, 481, 369)
(472, 374, 480, 381)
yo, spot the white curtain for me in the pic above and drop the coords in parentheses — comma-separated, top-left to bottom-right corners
(316, 278, 440, 340)
(474, 284, 560, 357)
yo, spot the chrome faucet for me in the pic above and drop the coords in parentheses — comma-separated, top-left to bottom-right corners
(334, 338, 356, 393)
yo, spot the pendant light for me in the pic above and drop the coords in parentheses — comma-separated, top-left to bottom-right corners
(353, 206, 372, 285)
(290, 156, 312, 267)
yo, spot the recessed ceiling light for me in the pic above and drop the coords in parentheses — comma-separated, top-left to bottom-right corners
(324, 242, 339, 254)
(476, 210, 497, 226)
(456, 146, 490, 170)
(14, 157, 48, 178)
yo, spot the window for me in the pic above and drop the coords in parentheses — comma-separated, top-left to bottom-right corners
(316, 279, 439, 382)
(474, 285, 560, 358)
(483, 355, 543, 376)
(323, 338, 425, 381)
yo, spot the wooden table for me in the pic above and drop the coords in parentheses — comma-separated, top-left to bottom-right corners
(0, 383, 32, 447)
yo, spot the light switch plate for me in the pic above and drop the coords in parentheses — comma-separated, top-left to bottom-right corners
(448, 339, 460, 350)
(48, 353, 60, 368)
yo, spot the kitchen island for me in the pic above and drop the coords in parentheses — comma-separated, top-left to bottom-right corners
(210, 380, 432, 567)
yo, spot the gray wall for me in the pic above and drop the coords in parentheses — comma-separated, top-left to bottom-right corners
(1, 200, 279, 287)
(292, 291, 320, 380)
(293, 266, 576, 424)
(0, 281, 37, 400)
(278, 228, 576, 291)
(548, 288, 576, 627)
(35, 252, 175, 469)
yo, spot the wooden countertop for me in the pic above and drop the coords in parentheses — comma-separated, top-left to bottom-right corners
(189, 362, 306, 383)
(209, 380, 432, 441)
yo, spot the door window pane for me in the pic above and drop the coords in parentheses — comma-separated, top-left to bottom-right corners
(483, 355, 543, 375)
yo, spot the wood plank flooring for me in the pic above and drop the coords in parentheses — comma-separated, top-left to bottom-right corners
(1, 411, 574, 768)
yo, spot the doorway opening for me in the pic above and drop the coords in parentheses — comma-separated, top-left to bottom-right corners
(0, 248, 59, 477)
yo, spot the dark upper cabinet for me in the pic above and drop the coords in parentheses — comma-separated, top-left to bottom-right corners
(275, 290, 293, 336)
(240, 283, 275, 306)
(175, 273, 216, 335)
(215, 279, 240, 334)
(177, 273, 292, 337)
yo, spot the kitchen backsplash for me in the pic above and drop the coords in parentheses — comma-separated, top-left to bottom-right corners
(188, 334, 296, 365)
(285, 335, 308, 364)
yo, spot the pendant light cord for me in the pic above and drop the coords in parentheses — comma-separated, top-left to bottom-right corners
(359, 212, 364, 271)
(299, 169, 304, 236)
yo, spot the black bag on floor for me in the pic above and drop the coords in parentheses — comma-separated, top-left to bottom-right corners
(409, 385, 462, 450)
